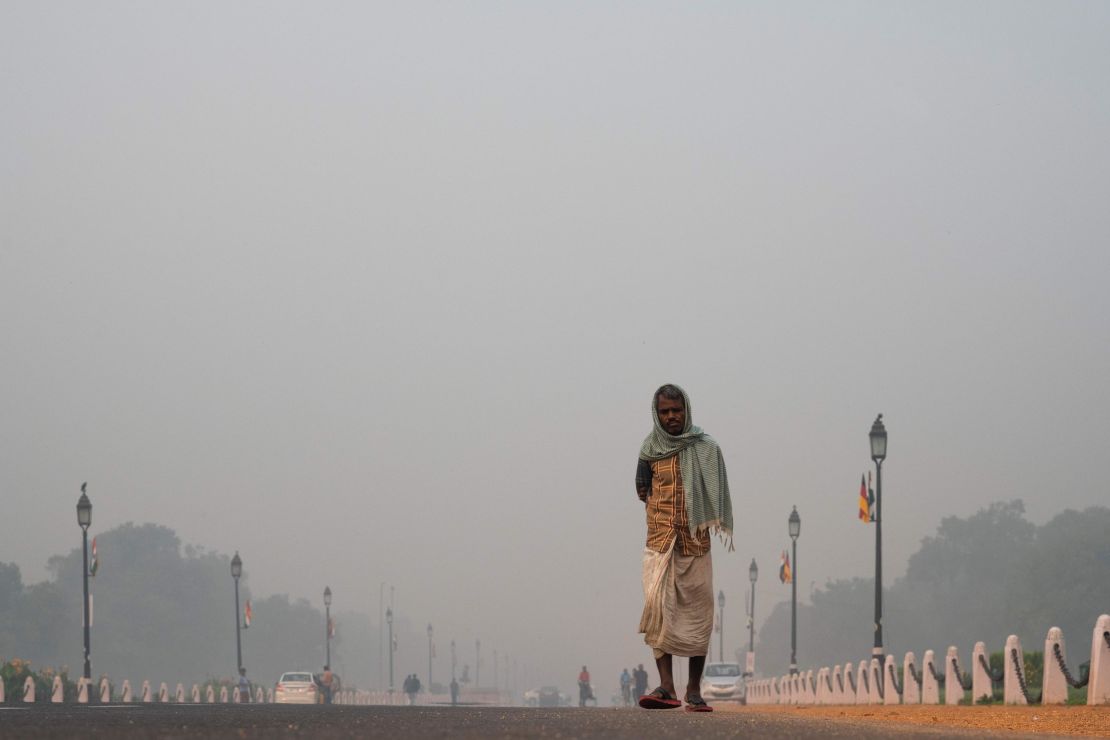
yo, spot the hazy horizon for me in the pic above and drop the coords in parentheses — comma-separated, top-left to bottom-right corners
(3, 1, 1108, 694)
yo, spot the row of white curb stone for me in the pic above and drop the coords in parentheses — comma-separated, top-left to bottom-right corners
(747, 614, 1110, 706)
(14, 675, 383, 705)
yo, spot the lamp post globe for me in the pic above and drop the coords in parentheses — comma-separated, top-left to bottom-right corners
(788, 506, 800, 540)
(324, 586, 332, 607)
(869, 414, 887, 462)
(749, 558, 758, 584)
(76, 487, 92, 688)
(230, 552, 242, 579)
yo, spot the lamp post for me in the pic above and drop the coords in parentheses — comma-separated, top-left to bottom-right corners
(717, 590, 725, 662)
(230, 552, 243, 673)
(386, 607, 394, 700)
(746, 558, 757, 677)
(451, 639, 457, 681)
(323, 586, 332, 668)
(76, 487, 93, 685)
(869, 414, 888, 662)
(476, 639, 481, 689)
(788, 506, 800, 674)
(427, 624, 434, 689)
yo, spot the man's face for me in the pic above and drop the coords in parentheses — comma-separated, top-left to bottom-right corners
(656, 395, 686, 436)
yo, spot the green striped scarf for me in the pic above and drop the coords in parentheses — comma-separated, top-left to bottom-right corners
(639, 385, 734, 550)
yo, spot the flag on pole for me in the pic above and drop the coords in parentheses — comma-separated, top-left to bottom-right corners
(328, 617, 336, 638)
(89, 537, 99, 577)
(868, 471, 876, 522)
(858, 474, 870, 522)
(244, 600, 252, 628)
(779, 550, 792, 584)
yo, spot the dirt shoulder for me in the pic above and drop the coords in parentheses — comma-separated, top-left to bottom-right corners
(716, 704, 1110, 737)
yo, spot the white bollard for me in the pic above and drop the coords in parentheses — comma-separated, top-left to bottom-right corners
(77, 676, 89, 703)
(804, 670, 815, 704)
(220, 685, 229, 703)
(100, 676, 111, 703)
(833, 664, 846, 704)
(769, 676, 778, 704)
(159, 682, 169, 702)
(1003, 634, 1028, 705)
(944, 646, 962, 705)
(921, 650, 939, 704)
(176, 683, 185, 702)
(141, 680, 152, 703)
(206, 685, 216, 703)
(971, 641, 992, 703)
(815, 667, 828, 704)
(902, 652, 920, 704)
(232, 683, 240, 703)
(855, 661, 869, 704)
(869, 658, 883, 704)
(192, 684, 201, 703)
(23, 675, 35, 703)
(883, 655, 899, 705)
(1089, 614, 1110, 706)
(1042, 627, 1069, 705)
(121, 679, 133, 703)
(256, 686, 264, 703)
(52, 675, 64, 703)
(266, 687, 273, 703)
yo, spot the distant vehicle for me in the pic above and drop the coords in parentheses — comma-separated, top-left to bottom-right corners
(274, 671, 320, 704)
(700, 662, 746, 703)
(538, 686, 563, 707)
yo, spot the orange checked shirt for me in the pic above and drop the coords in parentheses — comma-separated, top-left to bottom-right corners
(643, 455, 710, 556)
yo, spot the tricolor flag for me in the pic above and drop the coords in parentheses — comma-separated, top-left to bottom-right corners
(779, 550, 792, 584)
(328, 617, 336, 638)
(244, 600, 252, 628)
(868, 471, 875, 521)
(858, 474, 870, 522)
(90, 537, 100, 577)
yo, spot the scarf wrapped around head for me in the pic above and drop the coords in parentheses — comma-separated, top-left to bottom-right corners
(639, 384, 734, 550)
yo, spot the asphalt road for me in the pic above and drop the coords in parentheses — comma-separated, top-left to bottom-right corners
(0, 704, 1076, 739)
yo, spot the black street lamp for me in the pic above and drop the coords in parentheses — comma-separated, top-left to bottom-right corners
(386, 607, 394, 700)
(788, 506, 800, 674)
(230, 552, 243, 674)
(76, 486, 92, 687)
(451, 639, 457, 681)
(746, 558, 757, 677)
(869, 414, 888, 662)
(717, 590, 725, 662)
(427, 624, 434, 690)
(323, 586, 332, 668)
(476, 639, 481, 689)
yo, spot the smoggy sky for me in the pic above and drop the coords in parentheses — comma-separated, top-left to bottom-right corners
(2, 1, 1108, 692)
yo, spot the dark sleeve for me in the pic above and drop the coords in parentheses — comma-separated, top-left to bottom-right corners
(635, 459, 653, 497)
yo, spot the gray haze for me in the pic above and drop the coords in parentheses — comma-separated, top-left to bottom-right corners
(2, 1, 1108, 693)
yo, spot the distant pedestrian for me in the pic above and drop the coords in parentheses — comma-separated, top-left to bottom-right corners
(577, 666, 592, 707)
(321, 665, 334, 704)
(405, 674, 418, 705)
(620, 668, 632, 706)
(633, 663, 649, 700)
(237, 667, 252, 703)
(450, 676, 460, 706)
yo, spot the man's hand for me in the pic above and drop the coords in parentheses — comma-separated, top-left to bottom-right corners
(637, 486, 649, 503)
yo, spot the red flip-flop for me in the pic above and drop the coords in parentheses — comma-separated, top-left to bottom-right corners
(638, 687, 682, 709)
(684, 695, 713, 712)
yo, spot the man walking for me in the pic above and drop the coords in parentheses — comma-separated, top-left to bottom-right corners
(632, 663, 649, 701)
(635, 384, 733, 712)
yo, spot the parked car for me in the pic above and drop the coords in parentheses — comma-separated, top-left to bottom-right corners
(274, 671, 320, 704)
(700, 662, 746, 703)
(538, 686, 563, 707)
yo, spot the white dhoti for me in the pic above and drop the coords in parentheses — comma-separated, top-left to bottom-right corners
(639, 540, 714, 658)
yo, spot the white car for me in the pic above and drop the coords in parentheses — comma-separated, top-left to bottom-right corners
(700, 662, 746, 703)
(274, 671, 320, 704)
